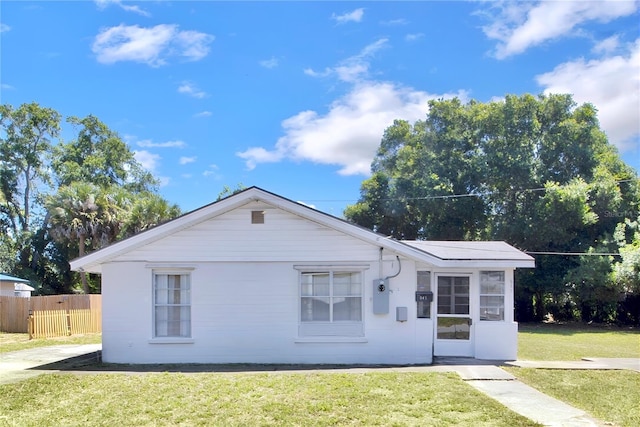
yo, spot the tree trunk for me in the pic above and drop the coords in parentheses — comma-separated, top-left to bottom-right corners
(79, 234, 89, 293)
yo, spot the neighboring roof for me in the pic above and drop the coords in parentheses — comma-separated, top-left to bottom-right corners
(70, 186, 534, 273)
(0, 273, 31, 284)
(14, 283, 35, 292)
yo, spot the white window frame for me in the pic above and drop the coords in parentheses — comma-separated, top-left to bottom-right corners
(480, 271, 505, 321)
(296, 267, 365, 337)
(152, 270, 192, 338)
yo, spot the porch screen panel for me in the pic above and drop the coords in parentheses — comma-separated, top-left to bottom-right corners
(437, 276, 469, 315)
(480, 271, 505, 321)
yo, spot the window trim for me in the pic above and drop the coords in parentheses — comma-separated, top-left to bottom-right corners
(152, 269, 193, 339)
(295, 266, 367, 337)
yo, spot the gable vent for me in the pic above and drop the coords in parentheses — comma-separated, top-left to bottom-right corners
(251, 210, 265, 224)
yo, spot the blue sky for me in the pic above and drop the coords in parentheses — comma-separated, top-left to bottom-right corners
(1, 1, 638, 216)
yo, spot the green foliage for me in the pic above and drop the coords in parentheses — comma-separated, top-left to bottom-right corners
(216, 183, 247, 201)
(0, 103, 181, 294)
(346, 93, 640, 324)
(52, 115, 157, 192)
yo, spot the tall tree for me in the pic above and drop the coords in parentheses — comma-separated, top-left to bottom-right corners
(345, 93, 639, 323)
(52, 115, 157, 192)
(0, 102, 61, 273)
(120, 192, 181, 237)
(46, 182, 105, 293)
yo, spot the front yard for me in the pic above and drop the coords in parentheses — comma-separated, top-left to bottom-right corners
(507, 322, 640, 427)
(0, 332, 101, 354)
(1, 323, 638, 426)
(0, 372, 537, 427)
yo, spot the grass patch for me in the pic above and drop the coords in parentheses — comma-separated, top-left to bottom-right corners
(505, 368, 640, 427)
(0, 372, 540, 427)
(518, 323, 640, 360)
(0, 333, 101, 354)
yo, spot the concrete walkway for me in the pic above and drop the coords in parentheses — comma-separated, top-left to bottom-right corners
(0, 344, 101, 384)
(2, 345, 638, 426)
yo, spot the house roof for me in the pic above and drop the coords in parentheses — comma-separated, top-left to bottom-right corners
(14, 283, 35, 292)
(401, 241, 535, 262)
(0, 273, 31, 284)
(70, 186, 534, 273)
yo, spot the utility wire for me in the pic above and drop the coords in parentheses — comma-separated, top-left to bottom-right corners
(303, 179, 638, 203)
(526, 251, 622, 256)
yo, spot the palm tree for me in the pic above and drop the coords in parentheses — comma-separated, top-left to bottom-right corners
(46, 182, 103, 293)
(120, 193, 181, 237)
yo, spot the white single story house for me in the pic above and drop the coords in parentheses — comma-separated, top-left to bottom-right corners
(0, 273, 35, 297)
(71, 187, 534, 365)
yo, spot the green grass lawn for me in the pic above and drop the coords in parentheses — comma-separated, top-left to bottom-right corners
(0, 332, 101, 354)
(0, 372, 539, 427)
(2, 324, 638, 426)
(504, 368, 640, 427)
(510, 323, 640, 427)
(517, 323, 640, 360)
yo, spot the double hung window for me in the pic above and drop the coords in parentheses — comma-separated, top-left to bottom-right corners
(153, 272, 191, 337)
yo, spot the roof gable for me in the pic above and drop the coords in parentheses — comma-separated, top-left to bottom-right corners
(70, 187, 534, 273)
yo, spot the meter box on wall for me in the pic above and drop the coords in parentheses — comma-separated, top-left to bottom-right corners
(373, 278, 390, 314)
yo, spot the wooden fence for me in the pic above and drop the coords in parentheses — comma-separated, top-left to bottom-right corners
(0, 294, 101, 338)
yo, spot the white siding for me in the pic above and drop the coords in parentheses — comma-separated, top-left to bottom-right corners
(98, 201, 517, 364)
(116, 202, 374, 263)
(101, 257, 435, 364)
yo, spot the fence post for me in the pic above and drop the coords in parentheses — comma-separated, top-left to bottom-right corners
(28, 309, 34, 340)
(64, 296, 72, 336)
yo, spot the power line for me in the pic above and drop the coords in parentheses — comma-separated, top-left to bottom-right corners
(302, 179, 638, 203)
(525, 251, 621, 256)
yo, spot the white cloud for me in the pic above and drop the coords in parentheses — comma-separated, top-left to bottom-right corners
(405, 33, 424, 42)
(92, 24, 214, 66)
(202, 164, 220, 178)
(137, 139, 186, 148)
(259, 56, 279, 69)
(178, 81, 208, 98)
(179, 156, 196, 165)
(592, 35, 620, 55)
(332, 8, 364, 24)
(237, 81, 467, 175)
(134, 150, 160, 172)
(0, 23, 11, 33)
(305, 38, 388, 83)
(380, 18, 408, 26)
(1, 83, 15, 90)
(481, 0, 639, 59)
(194, 111, 212, 118)
(536, 39, 640, 152)
(95, 0, 150, 17)
(134, 150, 169, 187)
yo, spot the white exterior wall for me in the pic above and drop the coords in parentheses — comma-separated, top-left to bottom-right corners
(474, 269, 518, 360)
(100, 202, 436, 365)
